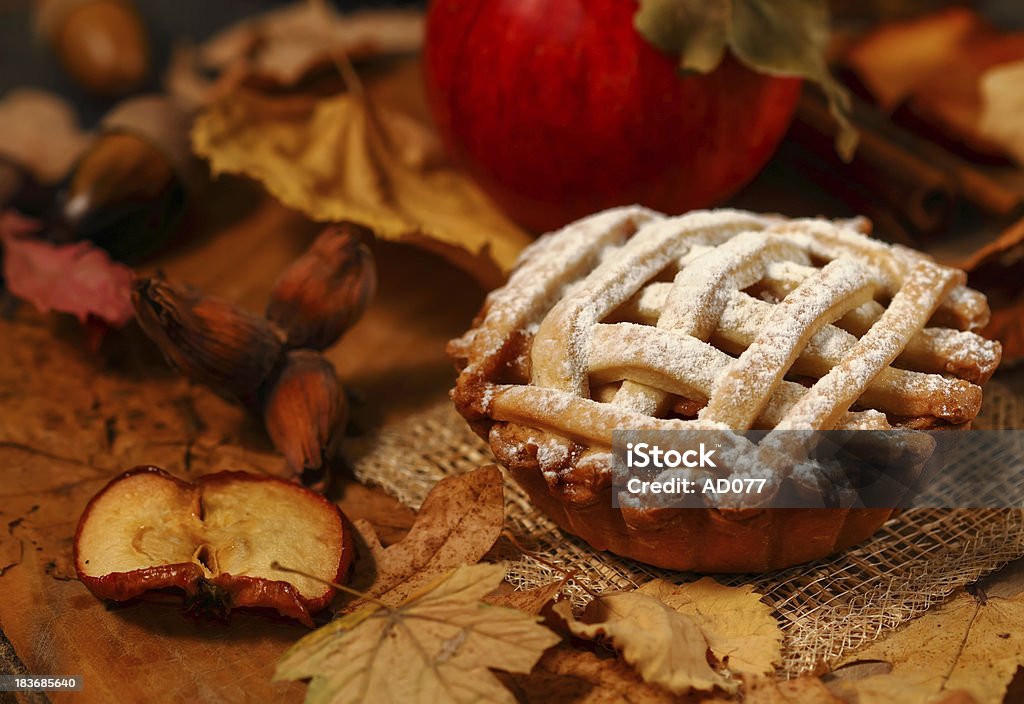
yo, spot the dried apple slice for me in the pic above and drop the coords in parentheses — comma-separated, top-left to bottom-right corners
(74, 467, 352, 626)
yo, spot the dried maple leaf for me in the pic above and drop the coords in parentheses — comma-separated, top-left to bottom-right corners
(553, 591, 736, 695)
(274, 562, 560, 704)
(978, 61, 1024, 166)
(1, 223, 135, 327)
(638, 577, 782, 677)
(485, 577, 566, 616)
(828, 589, 1024, 704)
(0, 89, 91, 184)
(843, 8, 1024, 159)
(191, 72, 532, 288)
(200, 3, 424, 89)
(743, 675, 840, 704)
(348, 465, 505, 609)
(502, 645, 681, 704)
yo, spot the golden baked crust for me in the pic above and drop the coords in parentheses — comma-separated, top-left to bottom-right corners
(449, 207, 1001, 571)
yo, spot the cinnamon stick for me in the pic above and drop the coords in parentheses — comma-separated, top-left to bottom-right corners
(793, 89, 1024, 233)
(794, 91, 956, 234)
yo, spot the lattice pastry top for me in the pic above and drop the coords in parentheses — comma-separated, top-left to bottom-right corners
(449, 207, 1001, 484)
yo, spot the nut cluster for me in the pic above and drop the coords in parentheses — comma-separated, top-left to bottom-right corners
(133, 223, 376, 489)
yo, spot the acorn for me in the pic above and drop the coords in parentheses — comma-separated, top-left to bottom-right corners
(0, 89, 89, 216)
(36, 0, 149, 97)
(52, 95, 202, 260)
(266, 223, 377, 350)
(132, 277, 285, 401)
(261, 350, 346, 487)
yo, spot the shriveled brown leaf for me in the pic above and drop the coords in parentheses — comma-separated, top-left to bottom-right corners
(638, 577, 782, 677)
(504, 644, 682, 704)
(349, 464, 505, 608)
(828, 589, 1024, 704)
(166, 6, 424, 108)
(275, 563, 560, 704)
(485, 577, 566, 616)
(201, 3, 424, 88)
(978, 60, 1024, 166)
(845, 8, 980, 110)
(844, 7, 1024, 157)
(0, 89, 91, 183)
(553, 593, 736, 695)
(743, 675, 840, 704)
(191, 74, 532, 288)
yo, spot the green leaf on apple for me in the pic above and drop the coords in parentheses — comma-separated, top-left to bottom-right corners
(635, 0, 857, 160)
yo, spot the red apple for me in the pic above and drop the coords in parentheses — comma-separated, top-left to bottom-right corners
(74, 467, 353, 626)
(424, 0, 803, 233)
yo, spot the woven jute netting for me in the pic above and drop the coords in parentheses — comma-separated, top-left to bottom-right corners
(350, 381, 1024, 677)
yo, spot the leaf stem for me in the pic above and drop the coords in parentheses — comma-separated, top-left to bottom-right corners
(271, 561, 394, 610)
(308, 0, 394, 153)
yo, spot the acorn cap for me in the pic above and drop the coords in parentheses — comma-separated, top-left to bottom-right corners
(100, 94, 205, 197)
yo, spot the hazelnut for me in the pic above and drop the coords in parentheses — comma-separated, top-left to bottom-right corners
(266, 223, 377, 350)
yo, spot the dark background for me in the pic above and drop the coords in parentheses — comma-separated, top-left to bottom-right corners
(0, 0, 424, 125)
(0, 0, 1020, 126)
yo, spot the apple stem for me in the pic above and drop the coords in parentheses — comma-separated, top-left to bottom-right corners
(270, 561, 394, 610)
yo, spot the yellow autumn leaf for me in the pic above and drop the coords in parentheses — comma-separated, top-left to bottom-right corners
(192, 83, 533, 288)
(638, 577, 782, 677)
(829, 589, 1024, 704)
(553, 592, 737, 695)
(275, 562, 561, 704)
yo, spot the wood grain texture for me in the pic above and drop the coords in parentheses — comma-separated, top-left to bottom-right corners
(0, 186, 484, 703)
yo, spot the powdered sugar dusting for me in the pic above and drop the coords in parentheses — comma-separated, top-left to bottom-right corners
(451, 205, 1001, 495)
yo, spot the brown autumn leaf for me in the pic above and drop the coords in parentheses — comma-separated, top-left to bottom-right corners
(638, 577, 782, 677)
(275, 562, 561, 704)
(503, 645, 683, 704)
(553, 591, 736, 695)
(348, 464, 505, 609)
(978, 60, 1024, 166)
(827, 588, 1024, 704)
(843, 7, 1024, 158)
(165, 5, 425, 110)
(485, 577, 566, 616)
(0, 89, 91, 183)
(191, 71, 533, 288)
(743, 675, 841, 704)
(200, 3, 424, 88)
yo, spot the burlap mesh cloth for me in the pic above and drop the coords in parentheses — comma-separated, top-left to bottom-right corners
(350, 381, 1024, 676)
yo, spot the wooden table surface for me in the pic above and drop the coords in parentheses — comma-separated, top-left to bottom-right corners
(3, 170, 1024, 704)
(0, 181, 486, 704)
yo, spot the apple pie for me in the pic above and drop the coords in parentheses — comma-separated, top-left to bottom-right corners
(449, 207, 1001, 571)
